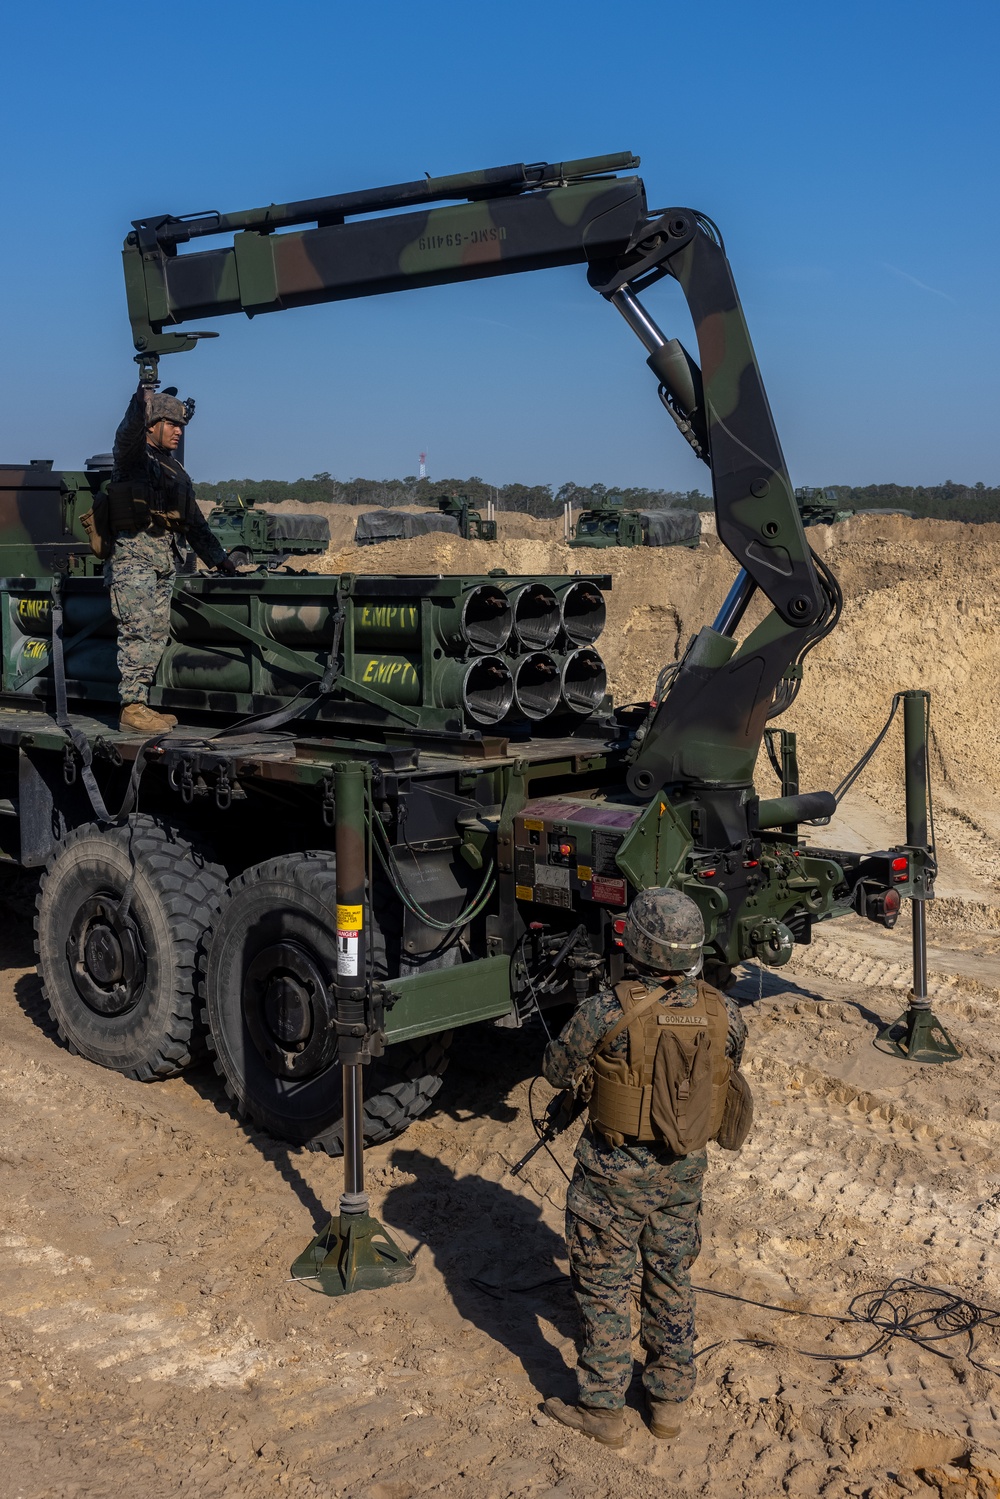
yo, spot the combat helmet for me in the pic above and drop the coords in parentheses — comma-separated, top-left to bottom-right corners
(623, 887, 705, 972)
(145, 391, 192, 427)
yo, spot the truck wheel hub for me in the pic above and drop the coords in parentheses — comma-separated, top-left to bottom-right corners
(67, 896, 145, 1016)
(264, 974, 311, 1046)
(243, 940, 336, 1080)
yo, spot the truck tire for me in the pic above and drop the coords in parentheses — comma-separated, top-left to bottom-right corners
(34, 817, 226, 1081)
(202, 852, 451, 1155)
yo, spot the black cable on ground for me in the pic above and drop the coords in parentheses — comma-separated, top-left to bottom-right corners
(469, 1256, 1000, 1377)
(509, 1096, 1000, 1374)
(692, 1277, 1000, 1374)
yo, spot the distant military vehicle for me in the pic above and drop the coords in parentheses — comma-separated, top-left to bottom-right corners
(433, 494, 497, 540)
(794, 488, 915, 527)
(355, 494, 497, 546)
(207, 493, 331, 567)
(570, 496, 701, 549)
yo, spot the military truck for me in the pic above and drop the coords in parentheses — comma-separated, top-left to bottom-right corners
(795, 487, 916, 527)
(206, 493, 331, 567)
(355, 494, 496, 546)
(0, 151, 947, 1285)
(434, 494, 497, 541)
(570, 496, 700, 549)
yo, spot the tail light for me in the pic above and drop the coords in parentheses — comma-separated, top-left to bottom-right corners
(862, 888, 901, 928)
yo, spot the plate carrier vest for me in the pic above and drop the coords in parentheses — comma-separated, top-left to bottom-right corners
(588, 978, 732, 1154)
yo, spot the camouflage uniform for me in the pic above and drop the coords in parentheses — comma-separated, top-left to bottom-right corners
(543, 975, 746, 1411)
(109, 388, 229, 705)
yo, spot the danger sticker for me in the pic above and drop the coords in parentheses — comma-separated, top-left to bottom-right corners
(591, 876, 627, 906)
(337, 930, 359, 977)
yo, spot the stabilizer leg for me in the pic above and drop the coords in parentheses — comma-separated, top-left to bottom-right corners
(877, 899, 960, 1063)
(876, 692, 960, 1065)
(290, 764, 414, 1295)
(291, 1062, 415, 1295)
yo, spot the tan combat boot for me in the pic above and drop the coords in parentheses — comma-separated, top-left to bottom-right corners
(645, 1396, 683, 1441)
(541, 1398, 627, 1448)
(119, 703, 178, 734)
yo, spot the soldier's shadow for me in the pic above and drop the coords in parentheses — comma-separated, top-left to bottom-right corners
(384, 1147, 580, 1398)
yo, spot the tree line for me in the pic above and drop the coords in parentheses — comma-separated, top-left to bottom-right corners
(194, 473, 1000, 524)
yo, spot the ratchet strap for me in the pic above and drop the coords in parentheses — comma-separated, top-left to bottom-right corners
(209, 605, 346, 738)
(50, 575, 112, 823)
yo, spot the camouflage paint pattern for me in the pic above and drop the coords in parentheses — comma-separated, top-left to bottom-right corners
(106, 532, 174, 703)
(122, 157, 646, 358)
(544, 977, 746, 1408)
(0, 463, 104, 577)
(665, 222, 823, 625)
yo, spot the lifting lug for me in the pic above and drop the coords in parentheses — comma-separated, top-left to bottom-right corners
(167, 756, 195, 805)
(321, 773, 336, 828)
(93, 736, 124, 768)
(214, 765, 232, 811)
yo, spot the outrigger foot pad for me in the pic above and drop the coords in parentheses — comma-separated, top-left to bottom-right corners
(876, 1003, 961, 1063)
(290, 1211, 415, 1296)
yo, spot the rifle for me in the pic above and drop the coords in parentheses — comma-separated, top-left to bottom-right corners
(510, 1083, 588, 1176)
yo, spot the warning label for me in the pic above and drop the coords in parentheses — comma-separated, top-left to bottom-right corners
(591, 875, 627, 906)
(337, 930, 359, 977)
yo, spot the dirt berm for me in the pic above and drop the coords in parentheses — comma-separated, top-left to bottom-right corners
(2, 517, 999, 1499)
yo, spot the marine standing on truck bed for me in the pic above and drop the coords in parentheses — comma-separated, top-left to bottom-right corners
(109, 383, 236, 733)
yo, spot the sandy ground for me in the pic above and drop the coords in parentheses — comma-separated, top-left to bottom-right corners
(3, 517, 1000, 1499)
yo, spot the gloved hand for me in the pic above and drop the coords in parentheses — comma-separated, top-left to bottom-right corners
(216, 554, 238, 576)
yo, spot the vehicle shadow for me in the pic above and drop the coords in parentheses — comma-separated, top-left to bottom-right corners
(384, 1146, 580, 1398)
(430, 1003, 579, 1129)
(13, 968, 61, 1040)
(180, 1063, 332, 1234)
(11, 955, 331, 1238)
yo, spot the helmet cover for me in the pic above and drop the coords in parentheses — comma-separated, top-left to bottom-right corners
(623, 887, 705, 972)
(145, 392, 191, 428)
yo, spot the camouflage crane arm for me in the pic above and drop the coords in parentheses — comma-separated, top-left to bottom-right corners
(123, 151, 830, 790)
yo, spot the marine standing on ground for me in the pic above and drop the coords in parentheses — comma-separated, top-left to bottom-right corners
(108, 381, 236, 734)
(541, 888, 750, 1448)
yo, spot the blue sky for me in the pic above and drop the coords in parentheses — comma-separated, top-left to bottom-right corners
(2, 0, 997, 489)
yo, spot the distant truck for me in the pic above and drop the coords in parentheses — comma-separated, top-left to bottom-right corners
(794, 487, 915, 527)
(434, 494, 497, 540)
(207, 494, 331, 567)
(570, 498, 701, 549)
(355, 494, 497, 546)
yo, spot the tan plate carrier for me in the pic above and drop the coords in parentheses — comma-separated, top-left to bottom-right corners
(589, 979, 751, 1154)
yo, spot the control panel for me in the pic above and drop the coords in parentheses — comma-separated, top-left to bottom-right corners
(512, 795, 641, 911)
